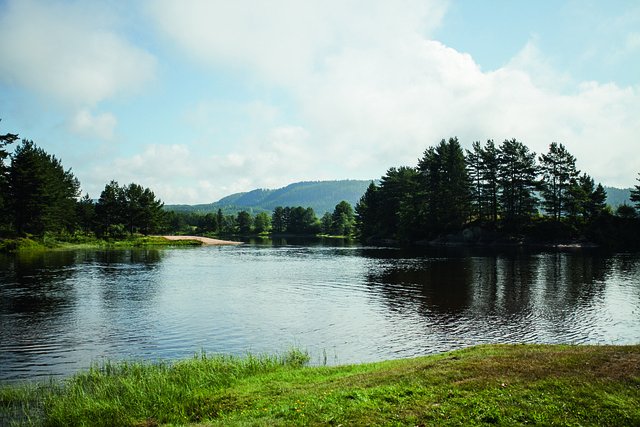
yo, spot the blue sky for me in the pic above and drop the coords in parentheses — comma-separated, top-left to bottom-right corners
(1, 0, 638, 204)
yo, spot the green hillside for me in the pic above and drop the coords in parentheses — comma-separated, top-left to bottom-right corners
(604, 186, 632, 208)
(165, 180, 377, 215)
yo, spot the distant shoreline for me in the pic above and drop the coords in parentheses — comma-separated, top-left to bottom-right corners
(160, 235, 243, 246)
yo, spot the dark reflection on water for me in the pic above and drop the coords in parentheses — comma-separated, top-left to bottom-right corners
(1, 244, 639, 383)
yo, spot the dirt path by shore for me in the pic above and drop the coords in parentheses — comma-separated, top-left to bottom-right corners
(160, 236, 243, 246)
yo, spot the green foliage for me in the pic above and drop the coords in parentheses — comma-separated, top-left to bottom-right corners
(198, 212, 219, 234)
(630, 173, 640, 213)
(0, 119, 19, 227)
(330, 201, 355, 236)
(497, 138, 539, 231)
(615, 202, 637, 219)
(355, 181, 379, 239)
(237, 210, 252, 234)
(7, 140, 80, 235)
(254, 212, 271, 233)
(272, 206, 285, 233)
(466, 140, 500, 228)
(358, 136, 632, 244)
(2, 345, 637, 427)
(539, 142, 580, 221)
(418, 137, 471, 236)
(95, 181, 165, 237)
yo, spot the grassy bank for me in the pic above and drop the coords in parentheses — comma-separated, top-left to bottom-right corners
(1, 344, 638, 426)
(0, 235, 203, 252)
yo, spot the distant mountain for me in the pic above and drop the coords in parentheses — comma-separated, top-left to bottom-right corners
(604, 186, 633, 208)
(165, 179, 377, 216)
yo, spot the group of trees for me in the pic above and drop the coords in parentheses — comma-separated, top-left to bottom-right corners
(1, 136, 81, 236)
(355, 137, 617, 241)
(164, 201, 356, 237)
(77, 181, 165, 238)
(5, 118, 640, 244)
(1, 122, 165, 238)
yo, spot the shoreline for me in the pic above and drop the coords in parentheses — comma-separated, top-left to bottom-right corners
(160, 235, 243, 246)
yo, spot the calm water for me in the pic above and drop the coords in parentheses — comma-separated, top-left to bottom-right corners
(1, 240, 639, 382)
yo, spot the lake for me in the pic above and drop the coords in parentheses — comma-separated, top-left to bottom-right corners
(1, 239, 639, 383)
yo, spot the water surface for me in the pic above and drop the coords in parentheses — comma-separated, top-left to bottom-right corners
(1, 241, 639, 382)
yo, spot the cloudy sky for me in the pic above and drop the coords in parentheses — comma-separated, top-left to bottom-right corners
(1, 0, 638, 204)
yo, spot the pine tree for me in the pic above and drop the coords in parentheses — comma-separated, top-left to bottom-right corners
(539, 142, 580, 221)
(0, 120, 19, 227)
(497, 139, 539, 231)
(355, 181, 379, 239)
(7, 140, 80, 235)
(630, 173, 640, 214)
(418, 137, 470, 236)
(96, 181, 124, 237)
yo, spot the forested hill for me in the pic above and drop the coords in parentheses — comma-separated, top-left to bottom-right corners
(604, 186, 632, 208)
(165, 180, 377, 215)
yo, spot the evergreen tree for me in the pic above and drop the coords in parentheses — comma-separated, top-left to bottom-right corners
(539, 142, 580, 221)
(272, 206, 285, 233)
(377, 166, 421, 238)
(497, 139, 539, 231)
(254, 212, 270, 233)
(615, 202, 637, 219)
(320, 211, 333, 235)
(480, 140, 500, 228)
(0, 120, 19, 227)
(331, 201, 355, 236)
(630, 173, 640, 214)
(217, 209, 224, 232)
(95, 181, 164, 236)
(466, 141, 485, 224)
(418, 137, 470, 236)
(76, 193, 95, 235)
(122, 183, 145, 235)
(222, 214, 236, 233)
(96, 181, 124, 237)
(135, 186, 165, 235)
(198, 212, 218, 234)
(354, 181, 379, 239)
(237, 210, 252, 234)
(165, 210, 189, 234)
(577, 173, 607, 219)
(7, 140, 80, 235)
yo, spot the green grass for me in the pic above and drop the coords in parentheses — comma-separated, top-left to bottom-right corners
(0, 235, 203, 252)
(1, 344, 638, 426)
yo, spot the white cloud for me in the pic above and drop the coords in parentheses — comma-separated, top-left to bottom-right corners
(144, 0, 640, 196)
(149, 0, 447, 85)
(58, 1, 640, 203)
(0, 0, 156, 107)
(84, 124, 320, 203)
(66, 109, 117, 140)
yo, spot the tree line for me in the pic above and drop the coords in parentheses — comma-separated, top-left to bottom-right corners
(355, 137, 640, 245)
(1, 122, 358, 239)
(1, 123, 165, 238)
(165, 200, 356, 237)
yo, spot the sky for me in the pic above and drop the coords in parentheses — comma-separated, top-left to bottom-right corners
(0, 0, 639, 205)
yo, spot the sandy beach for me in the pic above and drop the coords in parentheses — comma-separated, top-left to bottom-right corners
(160, 236, 243, 246)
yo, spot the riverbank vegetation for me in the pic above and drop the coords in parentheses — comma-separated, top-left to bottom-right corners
(0, 234, 202, 252)
(355, 137, 640, 248)
(4, 120, 640, 246)
(1, 344, 638, 426)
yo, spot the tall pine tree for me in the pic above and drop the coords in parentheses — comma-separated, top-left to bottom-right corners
(7, 140, 80, 235)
